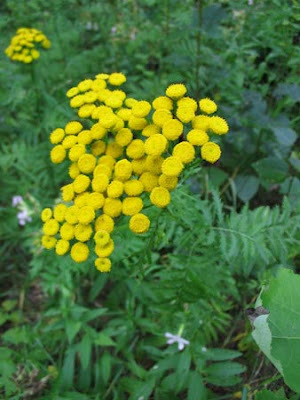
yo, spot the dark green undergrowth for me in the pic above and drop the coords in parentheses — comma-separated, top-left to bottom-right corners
(0, 0, 299, 399)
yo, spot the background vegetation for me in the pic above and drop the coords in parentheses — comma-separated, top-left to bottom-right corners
(0, 0, 299, 399)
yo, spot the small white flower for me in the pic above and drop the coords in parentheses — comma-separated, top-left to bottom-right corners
(201, 346, 207, 353)
(165, 332, 190, 351)
(17, 210, 32, 226)
(111, 26, 117, 34)
(248, 0, 254, 5)
(12, 195, 23, 207)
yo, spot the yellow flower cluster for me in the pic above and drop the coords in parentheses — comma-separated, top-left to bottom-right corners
(42, 73, 229, 272)
(5, 28, 51, 63)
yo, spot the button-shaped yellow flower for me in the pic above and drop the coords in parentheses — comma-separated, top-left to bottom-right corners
(150, 187, 171, 208)
(95, 258, 112, 273)
(201, 142, 221, 163)
(122, 197, 143, 216)
(129, 213, 150, 234)
(187, 129, 209, 146)
(173, 142, 195, 164)
(199, 98, 217, 114)
(95, 214, 114, 233)
(161, 156, 183, 177)
(71, 242, 89, 263)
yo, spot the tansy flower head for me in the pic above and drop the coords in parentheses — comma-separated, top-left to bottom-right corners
(5, 27, 51, 64)
(199, 98, 217, 114)
(165, 83, 187, 99)
(43, 72, 229, 272)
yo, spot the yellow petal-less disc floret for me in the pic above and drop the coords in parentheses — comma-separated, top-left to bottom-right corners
(199, 98, 217, 114)
(53, 204, 67, 222)
(78, 206, 95, 225)
(150, 187, 171, 208)
(60, 223, 75, 240)
(89, 192, 105, 210)
(62, 135, 78, 149)
(109, 72, 126, 86)
(94, 230, 110, 246)
(103, 198, 122, 218)
(71, 242, 89, 263)
(77, 130, 93, 145)
(74, 224, 93, 242)
(192, 115, 211, 130)
(55, 240, 70, 256)
(152, 96, 173, 110)
(142, 124, 160, 137)
(139, 172, 159, 192)
(122, 197, 143, 216)
(41, 208, 52, 222)
(165, 83, 187, 99)
(66, 87, 79, 98)
(61, 184, 74, 202)
(92, 174, 109, 192)
(43, 219, 59, 236)
(124, 180, 144, 196)
(50, 128, 65, 144)
(77, 79, 93, 92)
(187, 129, 209, 146)
(128, 116, 147, 131)
(162, 119, 183, 140)
(115, 128, 133, 147)
(95, 214, 114, 233)
(129, 213, 150, 234)
(91, 140, 106, 156)
(209, 116, 229, 135)
(173, 142, 195, 164)
(73, 174, 90, 193)
(65, 121, 83, 135)
(69, 144, 86, 162)
(95, 239, 114, 257)
(106, 143, 123, 158)
(131, 157, 147, 175)
(146, 155, 164, 175)
(131, 101, 151, 118)
(201, 142, 221, 163)
(65, 205, 80, 225)
(42, 235, 57, 249)
(95, 258, 111, 273)
(78, 154, 96, 174)
(114, 159, 132, 181)
(50, 145, 66, 163)
(107, 181, 124, 198)
(158, 174, 178, 191)
(145, 134, 168, 156)
(152, 109, 173, 127)
(177, 97, 198, 112)
(161, 156, 183, 177)
(176, 106, 195, 123)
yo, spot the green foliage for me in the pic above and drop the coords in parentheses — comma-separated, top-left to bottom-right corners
(0, 0, 299, 398)
(253, 268, 300, 393)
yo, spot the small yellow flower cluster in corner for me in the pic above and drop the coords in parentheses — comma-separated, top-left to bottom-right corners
(5, 28, 51, 64)
(41, 72, 229, 272)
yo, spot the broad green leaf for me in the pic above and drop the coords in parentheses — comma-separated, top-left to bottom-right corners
(99, 352, 112, 384)
(272, 127, 297, 147)
(205, 361, 246, 377)
(94, 332, 116, 347)
(129, 377, 156, 400)
(78, 334, 92, 370)
(234, 175, 259, 202)
(253, 157, 288, 183)
(252, 268, 300, 392)
(61, 347, 76, 389)
(188, 371, 206, 400)
(65, 319, 82, 343)
(205, 348, 242, 361)
(255, 388, 287, 399)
